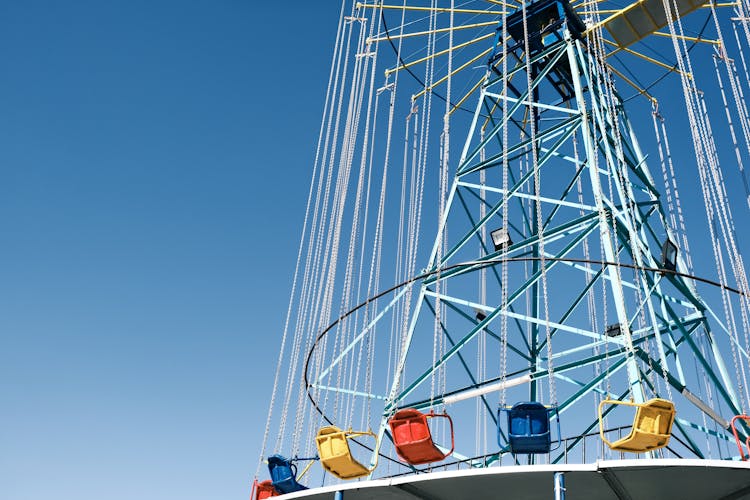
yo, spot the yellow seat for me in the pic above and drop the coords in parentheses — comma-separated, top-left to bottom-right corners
(315, 425, 378, 480)
(599, 398, 676, 453)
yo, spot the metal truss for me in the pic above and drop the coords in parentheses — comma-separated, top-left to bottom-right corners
(366, 27, 748, 467)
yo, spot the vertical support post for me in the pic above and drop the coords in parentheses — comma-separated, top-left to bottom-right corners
(554, 472, 566, 500)
(565, 35, 644, 403)
(335, 491, 344, 500)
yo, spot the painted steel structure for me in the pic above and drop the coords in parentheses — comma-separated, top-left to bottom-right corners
(274, 2, 750, 489)
(333, 5, 749, 467)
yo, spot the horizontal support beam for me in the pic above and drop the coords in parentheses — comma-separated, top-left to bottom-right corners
(443, 374, 532, 404)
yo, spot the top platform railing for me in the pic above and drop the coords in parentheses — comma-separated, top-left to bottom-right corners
(378, 425, 704, 478)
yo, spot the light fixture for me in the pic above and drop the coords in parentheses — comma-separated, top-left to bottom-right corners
(491, 227, 512, 252)
(606, 323, 622, 337)
(661, 238, 678, 272)
(475, 309, 487, 322)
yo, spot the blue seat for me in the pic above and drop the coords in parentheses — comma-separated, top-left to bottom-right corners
(267, 455, 308, 494)
(499, 402, 560, 454)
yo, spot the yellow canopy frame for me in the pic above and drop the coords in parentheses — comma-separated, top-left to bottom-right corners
(599, 398, 676, 453)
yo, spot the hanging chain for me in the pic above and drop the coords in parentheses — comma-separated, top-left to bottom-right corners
(500, 0, 510, 410)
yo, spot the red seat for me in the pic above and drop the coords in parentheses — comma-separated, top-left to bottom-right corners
(388, 408, 454, 465)
(731, 415, 750, 460)
(251, 479, 278, 500)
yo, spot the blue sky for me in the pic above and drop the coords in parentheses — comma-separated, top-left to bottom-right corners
(0, 2, 341, 499)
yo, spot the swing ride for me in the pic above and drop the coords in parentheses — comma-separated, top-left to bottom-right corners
(500, 401, 560, 454)
(598, 398, 676, 452)
(316, 426, 379, 479)
(267, 455, 311, 494)
(389, 408, 455, 464)
(255, 0, 750, 496)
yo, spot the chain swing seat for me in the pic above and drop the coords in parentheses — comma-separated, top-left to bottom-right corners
(315, 425, 378, 480)
(598, 398, 675, 452)
(730, 415, 750, 460)
(267, 454, 311, 494)
(498, 402, 560, 454)
(388, 408, 455, 465)
(251, 479, 278, 500)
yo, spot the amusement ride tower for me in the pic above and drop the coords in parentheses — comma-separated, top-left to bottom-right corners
(256, 0, 750, 497)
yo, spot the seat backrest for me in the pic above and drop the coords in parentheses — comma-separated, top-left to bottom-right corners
(316, 426, 352, 460)
(389, 409, 432, 445)
(316, 425, 379, 479)
(267, 455, 295, 483)
(253, 480, 278, 500)
(508, 402, 550, 436)
(633, 399, 674, 435)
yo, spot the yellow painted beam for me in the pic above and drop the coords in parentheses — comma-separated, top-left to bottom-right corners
(356, 3, 505, 15)
(385, 32, 495, 76)
(413, 47, 493, 100)
(607, 64, 657, 103)
(449, 77, 485, 116)
(480, 76, 517, 131)
(367, 21, 497, 44)
(619, 46, 692, 75)
(484, 0, 522, 8)
(481, 99, 501, 132)
(603, 38, 691, 77)
(652, 30, 720, 44)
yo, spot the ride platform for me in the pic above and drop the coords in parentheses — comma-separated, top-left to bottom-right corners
(280, 459, 750, 500)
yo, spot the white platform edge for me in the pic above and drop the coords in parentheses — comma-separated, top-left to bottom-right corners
(280, 459, 750, 499)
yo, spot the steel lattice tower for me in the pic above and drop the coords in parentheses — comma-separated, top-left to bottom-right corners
(371, 2, 746, 466)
